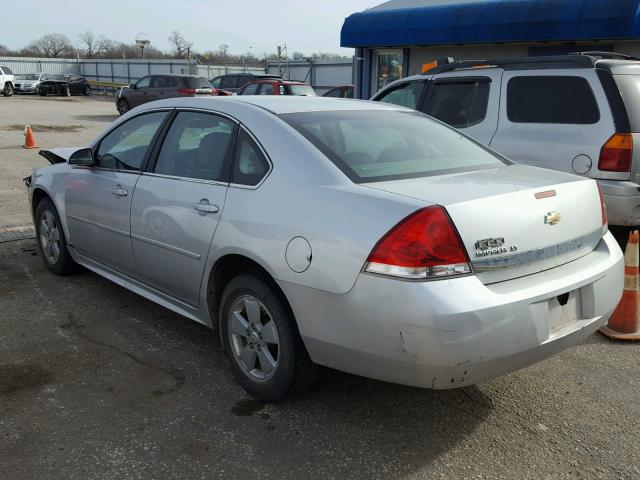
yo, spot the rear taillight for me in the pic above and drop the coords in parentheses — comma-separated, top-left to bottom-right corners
(597, 183, 608, 231)
(598, 133, 633, 172)
(365, 206, 471, 280)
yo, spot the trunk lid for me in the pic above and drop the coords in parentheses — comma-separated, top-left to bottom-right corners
(363, 164, 604, 284)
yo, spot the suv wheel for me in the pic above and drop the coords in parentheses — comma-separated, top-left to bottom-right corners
(84, 85, 91, 96)
(220, 271, 317, 401)
(117, 99, 129, 115)
(2, 83, 13, 97)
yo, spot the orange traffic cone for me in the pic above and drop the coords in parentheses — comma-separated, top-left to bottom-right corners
(600, 230, 640, 340)
(23, 125, 38, 149)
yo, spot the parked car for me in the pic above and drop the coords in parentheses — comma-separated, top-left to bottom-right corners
(210, 73, 282, 95)
(116, 74, 216, 115)
(237, 79, 316, 96)
(322, 85, 354, 98)
(38, 74, 91, 97)
(14, 73, 51, 94)
(27, 96, 623, 401)
(372, 52, 640, 228)
(0, 65, 15, 97)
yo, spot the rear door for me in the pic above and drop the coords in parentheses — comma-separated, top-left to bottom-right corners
(158, 76, 178, 99)
(64, 110, 170, 275)
(490, 70, 616, 177)
(418, 69, 502, 145)
(130, 110, 237, 306)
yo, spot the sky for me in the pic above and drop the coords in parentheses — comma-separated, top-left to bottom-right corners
(0, 0, 380, 56)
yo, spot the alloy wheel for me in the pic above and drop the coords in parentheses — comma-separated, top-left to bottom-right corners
(228, 295, 280, 382)
(39, 210, 61, 264)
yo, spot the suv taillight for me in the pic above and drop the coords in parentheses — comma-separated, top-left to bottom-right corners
(365, 206, 471, 280)
(598, 133, 633, 172)
(597, 183, 608, 231)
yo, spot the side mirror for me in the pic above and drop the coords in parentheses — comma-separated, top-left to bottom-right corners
(69, 148, 94, 166)
(129, 83, 136, 89)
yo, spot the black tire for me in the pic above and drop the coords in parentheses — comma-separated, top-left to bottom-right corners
(34, 198, 77, 275)
(117, 98, 129, 115)
(39, 89, 46, 96)
(220, 271, 316, 401)
(84, 85, 91, 96)
(2, 82, 13, 97)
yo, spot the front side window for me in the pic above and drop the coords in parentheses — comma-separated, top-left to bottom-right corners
(96, 112, 167, 170)
(232, 130, 270, 186)
(281, 110, 505, 183)
(258, 83, 275, 95)
(423, 80, 490, 128)
(377, 81, 425, 109)
(241, 83, 259, 95)
(507, 76, 600, 124)
(136, 76, 151, 89)
(210, 77, 222, 89)
(2, 66, 13, 75)
(220, 76, 236, 89)
(324, 87, 344, 98)
(154, 112, 235, 182)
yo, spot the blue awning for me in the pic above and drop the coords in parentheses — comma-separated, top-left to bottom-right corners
(341, 0, 640, 48)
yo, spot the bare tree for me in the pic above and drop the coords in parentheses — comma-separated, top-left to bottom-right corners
(78, 31, 112, 58)
(219, 44, 229, 59)
(28, 33, 74, 57)
(0, 44, 9, 56)
(168, 31, 193, 58)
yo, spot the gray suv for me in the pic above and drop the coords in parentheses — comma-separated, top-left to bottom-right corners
(372, 53, 640, 230)
(116, 74, 214, 114)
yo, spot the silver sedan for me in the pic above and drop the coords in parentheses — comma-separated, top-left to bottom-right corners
(27, 96, 623, 401)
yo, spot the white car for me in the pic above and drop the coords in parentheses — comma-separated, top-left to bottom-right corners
(14, 73, 51, 94)
(0, 65, 15, 97)
(27, 97, 624, 400)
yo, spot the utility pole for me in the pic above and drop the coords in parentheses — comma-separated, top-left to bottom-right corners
(277, 44, 287, 76)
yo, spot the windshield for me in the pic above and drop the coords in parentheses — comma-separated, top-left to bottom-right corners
(614, 75, 640, 132)
(281, 110, 507, 183)
(17, 74, 39, 80)
(51, 74, 69, 81)
(285, 84, 316, 96)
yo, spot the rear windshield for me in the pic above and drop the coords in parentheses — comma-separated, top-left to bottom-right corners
(184, 77, 213, 89)
(614, 75, 640, 131)
(285, 84, 316, 96)
(17, 74, 38, 80)
(281, 110, 506, 183)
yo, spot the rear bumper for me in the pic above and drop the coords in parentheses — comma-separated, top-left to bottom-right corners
(281, 232, 623, 389)
(598, 179, 640, 226)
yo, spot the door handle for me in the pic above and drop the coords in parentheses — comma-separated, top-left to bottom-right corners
(112, 186, 128, 197)
(193, 200, 219, 214)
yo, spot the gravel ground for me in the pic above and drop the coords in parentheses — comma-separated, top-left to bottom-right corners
(1, 94, 639, 479)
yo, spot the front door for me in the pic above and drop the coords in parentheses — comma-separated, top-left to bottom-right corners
(64, 111, 169, 275)
(128, 76, 153, 108)
(130, 110, 237, 306)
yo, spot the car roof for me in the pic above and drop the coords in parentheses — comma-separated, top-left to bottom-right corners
(139, 96, 408, 115)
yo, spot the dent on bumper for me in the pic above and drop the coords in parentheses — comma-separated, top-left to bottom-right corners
(281, 233, 623, 389)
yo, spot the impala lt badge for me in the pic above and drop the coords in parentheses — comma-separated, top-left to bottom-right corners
(474, 237, 518, 258)
(545, 211, 562, 225)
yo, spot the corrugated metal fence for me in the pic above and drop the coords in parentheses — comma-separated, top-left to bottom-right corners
(1, 56, 355, 94)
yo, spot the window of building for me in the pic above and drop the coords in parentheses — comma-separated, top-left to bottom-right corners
(373, 50, 403, 92)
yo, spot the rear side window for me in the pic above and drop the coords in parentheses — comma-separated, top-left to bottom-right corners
(258, 83, 274, 95)
(232, 130, 270, 186)
(377, 81, 425, 109)
(423, 79, 489, 128)
(507, 76, 600, 124)
(154, 112, 235, 182)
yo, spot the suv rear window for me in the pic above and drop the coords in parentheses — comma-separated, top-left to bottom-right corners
(281, 110, 505, 183)
(613, 75, 640, 132)
(423, 79, 489, 128)
(507, 76, 600, 124)
(185, 77, 213, 89)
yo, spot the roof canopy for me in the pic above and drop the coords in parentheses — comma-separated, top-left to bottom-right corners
(341, 0, 640, 48)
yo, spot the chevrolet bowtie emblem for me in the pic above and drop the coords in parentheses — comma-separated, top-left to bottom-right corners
(545, 211, 562, 225)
